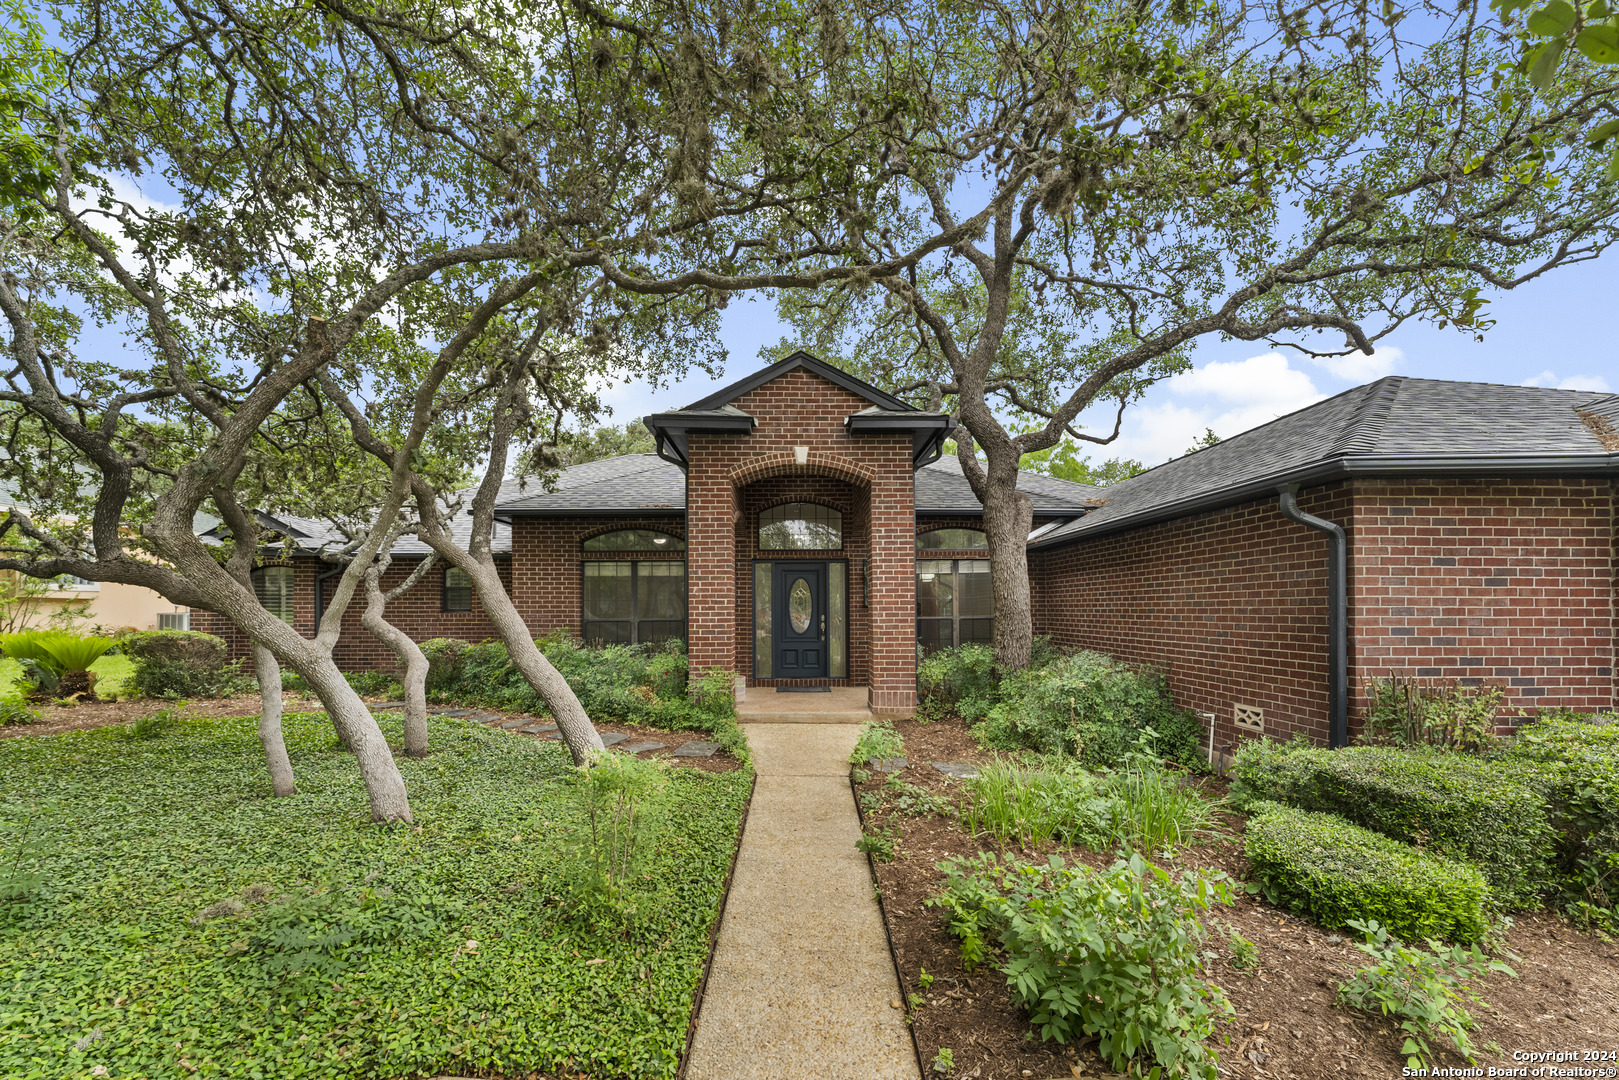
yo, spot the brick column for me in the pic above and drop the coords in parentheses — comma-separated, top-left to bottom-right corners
(686, 440, 738, 676)
(868, 458, 917, 716)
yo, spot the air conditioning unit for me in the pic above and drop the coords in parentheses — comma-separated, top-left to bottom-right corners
(157, 611, 191, 631)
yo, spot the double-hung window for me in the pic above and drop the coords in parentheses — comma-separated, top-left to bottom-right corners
(252, 565, 296, 623)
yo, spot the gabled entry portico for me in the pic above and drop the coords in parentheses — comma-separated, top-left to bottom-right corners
(646, 352, 954, 718)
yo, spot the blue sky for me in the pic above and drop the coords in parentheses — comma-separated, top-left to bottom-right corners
(594, 252, 1616, 468)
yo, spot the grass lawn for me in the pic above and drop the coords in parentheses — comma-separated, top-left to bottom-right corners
(0, 652, 134, 701)
(0, 710, 751, 1080)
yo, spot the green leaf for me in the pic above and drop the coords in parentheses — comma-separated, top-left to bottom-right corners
(1588, 118, 1619, 146)
(1527, 0, 1579, 34)
(1528, 0, 1579, 33)
(1529, 37, 1568, 89)
(1575, 23, 1619, 62)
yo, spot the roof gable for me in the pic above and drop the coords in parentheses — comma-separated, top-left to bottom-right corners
(683, 351, 918, 414)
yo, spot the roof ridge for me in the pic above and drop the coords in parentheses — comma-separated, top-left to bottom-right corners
(1332, 375, 1405, 456)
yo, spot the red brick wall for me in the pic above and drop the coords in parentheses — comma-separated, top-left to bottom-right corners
(508, 516, 687, 637)
(685, 367, 919, 713)
(1351, 477, 1616, 720)
(190, 556, 513, 671)
(1030, 476, 1618, 750)
(1030, 483, 1352, 751)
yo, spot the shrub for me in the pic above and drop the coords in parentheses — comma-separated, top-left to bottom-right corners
(1336, 919, 1517, 1071)
(419, 637, 470, 693)
(850, 720, 905, 765)
(1098, 744, 1217, 852)
(1231, 741, 1552, 908)
(1500, 716, 1619, 927)
(344, 670, 399, 697)
(976, 650, 1204, 769)
(422, 634, 750, 760)
(1243, 802, 1492, 943)
(119, 701, 187, 741)
(928, 851, 1233, 1079)
(1365, 675, 1503, 754)
(122, 630, 232, 699)
(570, 751, 671, 912)
(917, 643, 999, 722)
(0, 699, 39, 726)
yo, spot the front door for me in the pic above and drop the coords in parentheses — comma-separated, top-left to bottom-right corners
(773, 562, 827, 678)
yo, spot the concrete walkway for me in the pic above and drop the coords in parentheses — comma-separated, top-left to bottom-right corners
(685, 724, 919, 1080)
(736, 686, 873, 724)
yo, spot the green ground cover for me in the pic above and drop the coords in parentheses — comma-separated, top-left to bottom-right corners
(0, 653, 133, 701)
(0, 711, 751, 1079)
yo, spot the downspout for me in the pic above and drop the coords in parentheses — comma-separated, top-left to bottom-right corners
(1277, 484, 1348, 750)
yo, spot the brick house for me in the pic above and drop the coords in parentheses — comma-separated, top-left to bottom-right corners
(192, 354, 1619, 743)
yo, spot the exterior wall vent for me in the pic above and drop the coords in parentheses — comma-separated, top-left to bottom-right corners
(1233, 704, 1264, 734)
(157, 611, 191, 631)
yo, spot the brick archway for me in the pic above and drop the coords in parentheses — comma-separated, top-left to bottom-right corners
(727, 451, 877, 490)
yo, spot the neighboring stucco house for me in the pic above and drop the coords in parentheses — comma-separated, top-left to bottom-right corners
(190, 353, 1619, 748)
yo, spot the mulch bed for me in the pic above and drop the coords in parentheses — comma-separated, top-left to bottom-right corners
(860, 716, 1619, 1080)
(0, 692, 746, 772)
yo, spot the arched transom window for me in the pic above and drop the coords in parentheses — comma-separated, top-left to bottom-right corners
(758, 502, 842, 550)
(582, 529, 685, 552)
(918, 528, 988, 551)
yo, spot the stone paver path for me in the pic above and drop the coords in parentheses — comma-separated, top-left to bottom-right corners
(685, 724, 918, 1080)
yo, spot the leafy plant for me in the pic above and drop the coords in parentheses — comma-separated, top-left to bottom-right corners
(1244, 802, 1493, 943)
(119, 701, 187, 741)
(916, 643, 999, 722)
(929, 851, 1233, 1079)
(1226, 929, 1259, 971)
(974, 650, 1205, 769)
(0, 631, 114, 698)
(1097, 736, 1217, 852)
(1336, 919, 1516, 1071)
(849, 720, 905, 765)
(961, 755, 1110, 848)
(930, 1046, 954, 1074)
(916, 966, 933, 989)
(0, 811, 46, 905)
(0, 698, 39, 726)
(571, 751, 671, 910)
(1365, 676, 1503, 754)
(856, 824, 898, 862)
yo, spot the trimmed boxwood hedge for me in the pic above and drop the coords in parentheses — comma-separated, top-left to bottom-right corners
(1231, 741, 1552, 908)
(1501, 717, 1619, 922)
(1244, 802, 1492, 943)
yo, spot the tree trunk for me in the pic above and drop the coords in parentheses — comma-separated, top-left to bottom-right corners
(251, 643, 297, 797)
(979, 465, 1036, 671)
(463, 555, 605, 764)
(361, 581, 430, 757)
(296, 652, 413, 822)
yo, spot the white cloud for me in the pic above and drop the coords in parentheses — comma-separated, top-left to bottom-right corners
(1075, 351, 1328, 466)
(1311, 345, 1403, 382)
(1522, 370, 1610, 392)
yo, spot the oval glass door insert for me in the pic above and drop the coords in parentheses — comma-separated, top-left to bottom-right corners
(789, 577, 812, 633)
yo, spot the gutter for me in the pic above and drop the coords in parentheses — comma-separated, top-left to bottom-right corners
(1276, 484, 1348, 750)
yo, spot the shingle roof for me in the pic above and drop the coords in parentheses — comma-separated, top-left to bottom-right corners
(1032, 377, 1619, 548)
(493, 455, 685, 514)
(916, 455, 1103, 514)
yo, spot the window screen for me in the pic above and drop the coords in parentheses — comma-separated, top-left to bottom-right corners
(916, 558, 993, 654)
(758, 502, 842, 550)
(582, 561, 687, 646)
(252, 566, 296, 623)
(443, 567, 473, 612)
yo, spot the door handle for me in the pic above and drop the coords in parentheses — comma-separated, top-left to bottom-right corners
(820, 614, 826, 639)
